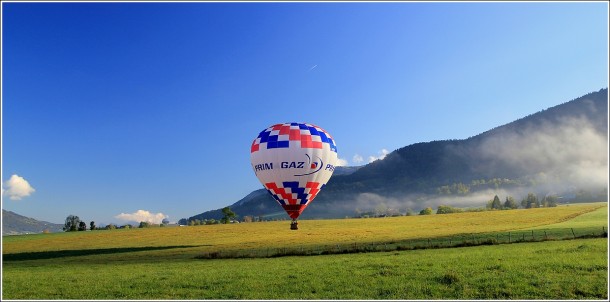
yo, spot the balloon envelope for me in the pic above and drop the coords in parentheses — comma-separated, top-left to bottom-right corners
(250, 122, 338, 220)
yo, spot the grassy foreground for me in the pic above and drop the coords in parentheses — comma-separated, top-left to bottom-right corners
(3, 239, 607, 299)
(2, 203, 608, 299)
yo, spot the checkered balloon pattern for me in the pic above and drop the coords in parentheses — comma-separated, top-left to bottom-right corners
(251, 123, 337, 154)
(250, 122, 337, 220)
(264, 181, 323, 206)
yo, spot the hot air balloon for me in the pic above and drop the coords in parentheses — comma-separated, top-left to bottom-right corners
(250, 122, 338, 230)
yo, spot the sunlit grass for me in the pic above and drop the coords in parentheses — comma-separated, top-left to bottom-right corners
(529, 204, 608, 229)
(3, 202, 605, 261)
(3, 238, 606, 299)
(2, 202, 607, 299)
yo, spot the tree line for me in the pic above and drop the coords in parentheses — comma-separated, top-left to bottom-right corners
(62, 215, 171, 232)
(61, 191, 574, 231)
(416, 193, 559, 216)
(62, 207, 239, 231)
(354, 192, 562, 218)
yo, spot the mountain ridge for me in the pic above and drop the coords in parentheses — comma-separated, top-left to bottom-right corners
(2, 209, 64, 235)
(189, 88, 608, 221)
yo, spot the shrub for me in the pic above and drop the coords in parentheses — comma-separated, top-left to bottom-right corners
(419, 207, 433, 215)
(436, 205, 463, 214)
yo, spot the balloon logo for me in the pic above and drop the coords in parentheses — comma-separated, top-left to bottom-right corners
(250, 122, 338, 230)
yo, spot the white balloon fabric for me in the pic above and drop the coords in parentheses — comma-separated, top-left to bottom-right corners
(250, 122, 338, 220)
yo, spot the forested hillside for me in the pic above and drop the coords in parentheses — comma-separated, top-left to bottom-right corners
(190, 88, 608, 221)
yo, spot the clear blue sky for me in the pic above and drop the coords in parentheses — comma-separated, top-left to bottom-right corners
(2, 2, 608, 225)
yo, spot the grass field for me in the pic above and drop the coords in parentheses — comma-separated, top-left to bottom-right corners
(2, 202, 608, 299)
(529, 203, 609, 230)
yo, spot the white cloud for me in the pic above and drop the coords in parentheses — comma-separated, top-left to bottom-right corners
(115, 210, 167, 224)
(350, 149, 390, 165)
(336, 158, 348, 166)
(368, 149, 390, 163)
(2, 174, 35, 200)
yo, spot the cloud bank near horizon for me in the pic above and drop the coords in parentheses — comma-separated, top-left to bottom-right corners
(115, 210, 168, 224)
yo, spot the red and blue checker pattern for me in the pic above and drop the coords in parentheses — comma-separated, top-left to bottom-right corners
(251, 123, 337, 154)
(264, 181, 323, 206)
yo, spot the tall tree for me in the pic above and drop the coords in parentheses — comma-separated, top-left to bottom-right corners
(491, 195, 502, 210)
(63, 215, 81, 232)
(221, 207, 236, 224)
(526, 193, 538, 209)
(504, 196, 518, 209)
(90, 221, 96, 231)
(78, 221, 87, 231)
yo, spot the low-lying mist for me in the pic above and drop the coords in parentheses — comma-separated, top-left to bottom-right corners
(476, 115, 607, 190)
(332, 114, 608, 214)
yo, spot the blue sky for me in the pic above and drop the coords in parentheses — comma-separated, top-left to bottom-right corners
(2, 2, 608, 226)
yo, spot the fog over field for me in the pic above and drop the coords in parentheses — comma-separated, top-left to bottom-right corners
(334, 115, 608, 214)
(476, 116, 608, 190)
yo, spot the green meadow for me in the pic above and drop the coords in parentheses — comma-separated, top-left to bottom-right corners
(2, 203, 607, 299)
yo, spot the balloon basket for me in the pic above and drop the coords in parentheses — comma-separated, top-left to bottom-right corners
(290, 220, 298, 230)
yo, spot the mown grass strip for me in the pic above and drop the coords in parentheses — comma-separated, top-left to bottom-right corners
(3, 238, 607, 299)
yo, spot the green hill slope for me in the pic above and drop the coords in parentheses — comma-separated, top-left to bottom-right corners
(2, 210, 64, 235)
